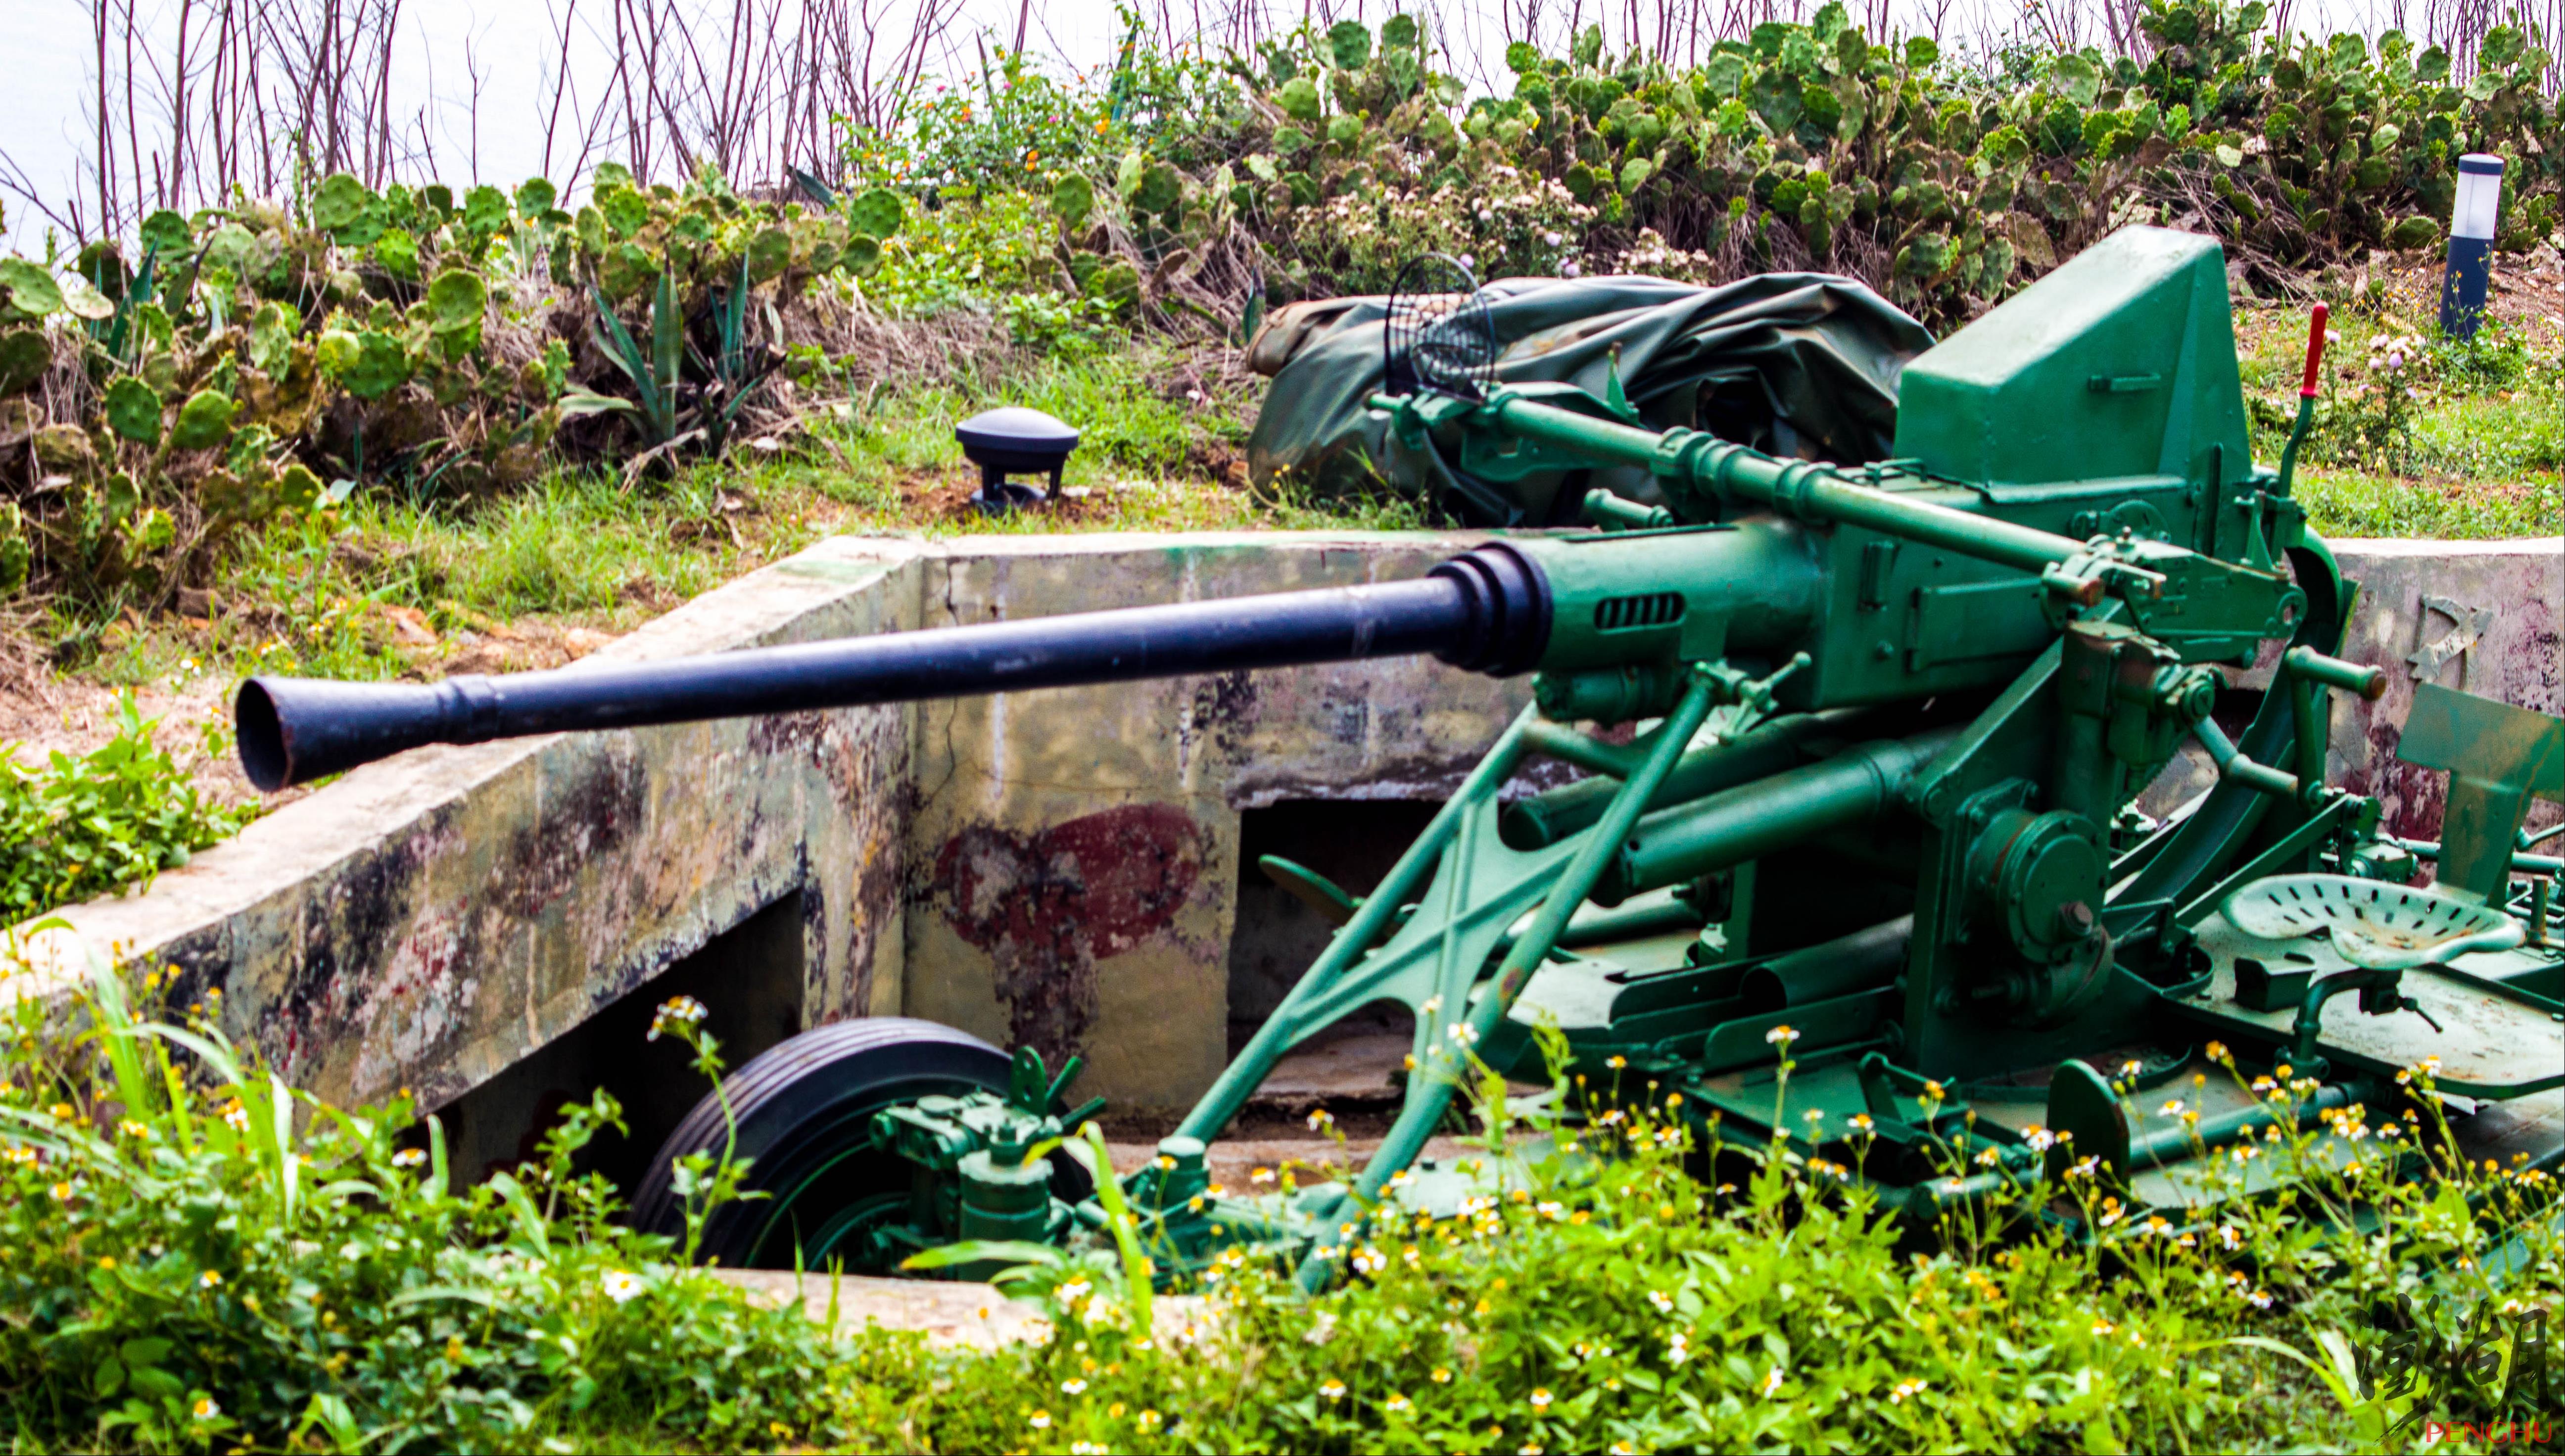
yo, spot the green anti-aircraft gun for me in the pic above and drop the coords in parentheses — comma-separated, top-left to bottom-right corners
(235, 228, 2565, 1287)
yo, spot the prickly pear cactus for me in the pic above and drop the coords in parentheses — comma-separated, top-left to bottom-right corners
(1022, 1, 2544, 314)
(847, 188, 905, 240)
(103, 377, 163, 445)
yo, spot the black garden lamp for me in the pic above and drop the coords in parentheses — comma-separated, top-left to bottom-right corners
(955, 407, 1080, 514)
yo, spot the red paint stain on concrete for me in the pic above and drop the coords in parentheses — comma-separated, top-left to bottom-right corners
(934, 803, 1206, 1063)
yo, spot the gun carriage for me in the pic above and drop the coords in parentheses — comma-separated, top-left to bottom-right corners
(236, 228, 2565, 1288)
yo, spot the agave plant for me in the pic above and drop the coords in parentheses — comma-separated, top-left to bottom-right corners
(567, 255, 782, 476)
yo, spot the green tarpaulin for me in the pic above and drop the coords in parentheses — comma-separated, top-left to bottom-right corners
(1244, 272, 1935, 525)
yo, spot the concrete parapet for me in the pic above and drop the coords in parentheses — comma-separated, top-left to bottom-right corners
(2317, 537, 2561, 842)
(2137, 537, 2562, 845)
(15, 538, 923, 1113)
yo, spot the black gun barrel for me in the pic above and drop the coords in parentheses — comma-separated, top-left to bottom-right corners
(236, 544, 1551, 791)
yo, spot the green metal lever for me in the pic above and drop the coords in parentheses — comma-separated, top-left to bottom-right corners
(2290, 966, 2443, 1074)
(1259, 856, 1360, 927)
(2191, 715, 2300, 800)
(2190, 646, 2387, 806)
(2280, 645, 2386, 809)
(1582, 488, 1675, 531)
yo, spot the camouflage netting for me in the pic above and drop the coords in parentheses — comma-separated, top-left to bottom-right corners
(1245, 272, 1934, 524)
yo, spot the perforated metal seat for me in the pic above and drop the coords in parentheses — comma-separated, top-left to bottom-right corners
(2219, 873, 2523, 970)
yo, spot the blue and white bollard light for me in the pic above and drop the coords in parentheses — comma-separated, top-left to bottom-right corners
(2438, 153, 2505, 339)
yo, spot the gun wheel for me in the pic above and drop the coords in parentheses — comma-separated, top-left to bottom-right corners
(629, 1017, 1090, 1271)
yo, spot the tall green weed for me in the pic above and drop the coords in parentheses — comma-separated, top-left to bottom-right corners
(1, 952, 2556, 1452)
(0, 953, 868, 1453)
(846, 1029, 2564, 1453)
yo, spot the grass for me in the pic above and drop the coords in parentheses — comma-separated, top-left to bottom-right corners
(66, 344, 1421, 688)
(87, 472, 836, 686)
(2414, 391, 2565, 478)
(3, 967, 2557, 1455)
(2294, 467, 2565, 541)
(2235, 300, 2565, 541)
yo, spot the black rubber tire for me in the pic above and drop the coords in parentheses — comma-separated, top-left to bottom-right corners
(628, 1016, 1087, 1270)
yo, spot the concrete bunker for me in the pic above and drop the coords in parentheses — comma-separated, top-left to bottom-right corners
(17, 532, 2559, 1204)
(1227, 799, 1439, 1053)
(22, 533, 1570, 1161)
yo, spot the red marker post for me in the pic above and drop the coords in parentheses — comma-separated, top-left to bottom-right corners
(2300, 302, 2330, 397)
(2278, 303, 2329, 495)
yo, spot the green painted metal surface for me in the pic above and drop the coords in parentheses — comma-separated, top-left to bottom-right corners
(1891, 227, 2251, 495)
(791, 225, 2564, 1285)
(2398, 681, 2565, 903)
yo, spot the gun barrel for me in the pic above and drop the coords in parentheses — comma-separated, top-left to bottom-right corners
(237, 545, 1551, 791)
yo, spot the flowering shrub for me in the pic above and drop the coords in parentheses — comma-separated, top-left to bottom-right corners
(0, 955, 868, 1452)
(2327, 325, 2433, 470)
(1287, 168, 1594, 292)
(1607, 228, 1723, 284)
(849, 28, 1251, 195)
(854, 1029, 2563, 1453)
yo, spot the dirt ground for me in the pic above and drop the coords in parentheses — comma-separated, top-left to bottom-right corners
(0, 610, 625, 813)
(886, 445, 1251, 525)
(0, 661, 248, 796)
(2227, 239, 2565, 342)
(2373, 237, 2565, 327)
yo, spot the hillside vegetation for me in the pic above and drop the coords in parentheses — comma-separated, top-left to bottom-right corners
(2, 1, 2562, 915)
(3, 0, 2562, 609)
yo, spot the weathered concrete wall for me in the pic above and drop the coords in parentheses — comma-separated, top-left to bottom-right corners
(2319, 538, 2563, 843)
(2138, 538, 2563, 843)
(17, 542, 924, 1113)
(14, 532, 1541, 1119)
(13, 532, 2557, 1123)
(892, 536, 1554, 1109)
